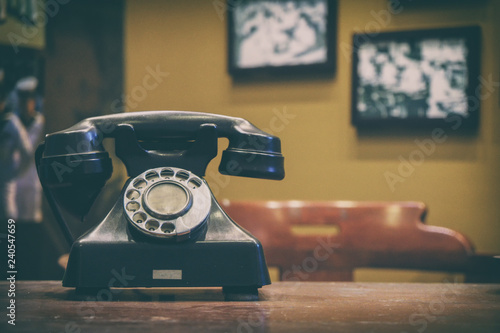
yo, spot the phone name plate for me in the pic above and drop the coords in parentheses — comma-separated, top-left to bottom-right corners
(152, 269, 183, 280)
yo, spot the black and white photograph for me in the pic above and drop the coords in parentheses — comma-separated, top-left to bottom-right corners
(351, 26, 480, 127)
(228, 0, 336, 77)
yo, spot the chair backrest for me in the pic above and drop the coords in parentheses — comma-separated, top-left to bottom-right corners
(220, 200, 483, 281)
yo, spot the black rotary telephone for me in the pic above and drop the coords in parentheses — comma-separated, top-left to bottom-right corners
(36, 111, 284, 300)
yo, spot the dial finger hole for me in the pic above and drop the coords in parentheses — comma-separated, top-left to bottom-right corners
(145, 220, 160, 231)
(188, 177, 202, 189)
(133, 179, 147, 189)
(175, 170, 189, 181)
(126, 201, 140, 212)
(161, 222, 176, 234)
(133, 212, 147, 224)
(126, 189, 140, 200)
(145, 171, 159, 182)
(160, 168, 174, 178)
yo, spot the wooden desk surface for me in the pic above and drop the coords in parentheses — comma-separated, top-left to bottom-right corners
(1, 281, 499, 332)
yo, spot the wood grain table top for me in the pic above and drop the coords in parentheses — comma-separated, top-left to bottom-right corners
(1, 281, 499, 332)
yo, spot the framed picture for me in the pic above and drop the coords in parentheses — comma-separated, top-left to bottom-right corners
(227, 0, 337, 79)
(351, 26, 481, 130)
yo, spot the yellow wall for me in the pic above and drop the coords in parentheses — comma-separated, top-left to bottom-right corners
(125, 0, 500, 262)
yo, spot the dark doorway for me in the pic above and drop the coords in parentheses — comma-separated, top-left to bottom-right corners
(39, 0, 124, 279)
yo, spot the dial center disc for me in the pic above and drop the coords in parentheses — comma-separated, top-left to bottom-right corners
(144, 181, 192, 218)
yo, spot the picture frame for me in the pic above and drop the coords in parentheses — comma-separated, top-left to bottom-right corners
(351, 26, 481, 130)
(227, 0, 337, 79)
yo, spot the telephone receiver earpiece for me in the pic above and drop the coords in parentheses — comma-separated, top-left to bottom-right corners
(36, 142, 112, 218)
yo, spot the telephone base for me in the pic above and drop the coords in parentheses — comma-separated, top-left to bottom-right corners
(62, 195, 271, 301)
(72, 286, 260, 301)
(223, 286, 259, 301)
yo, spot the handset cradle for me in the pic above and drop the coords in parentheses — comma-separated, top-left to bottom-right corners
(36, 111, 284, 300)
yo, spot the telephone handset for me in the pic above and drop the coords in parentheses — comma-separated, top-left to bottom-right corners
(36, 111, 284, 300)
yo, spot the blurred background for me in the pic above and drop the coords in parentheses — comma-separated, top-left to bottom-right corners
(0, 0, 499, 282)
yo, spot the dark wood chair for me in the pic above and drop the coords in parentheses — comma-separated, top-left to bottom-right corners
(220, 200, 500, 282)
